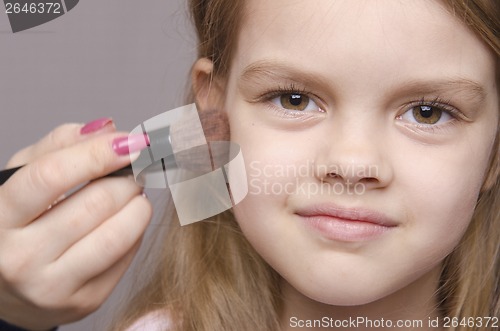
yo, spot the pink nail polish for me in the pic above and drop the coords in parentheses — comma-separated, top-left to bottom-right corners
(80, 118, 113, 135)
(112, 134, 150, 156)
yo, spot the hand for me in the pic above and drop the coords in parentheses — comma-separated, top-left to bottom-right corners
(0, 120, 152, 330)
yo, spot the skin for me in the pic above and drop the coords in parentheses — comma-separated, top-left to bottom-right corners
(194, 0, 498, 329)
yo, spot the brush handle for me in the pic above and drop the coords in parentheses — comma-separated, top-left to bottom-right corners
(0, 166, 22, 185)
(0, 164, 133, 186)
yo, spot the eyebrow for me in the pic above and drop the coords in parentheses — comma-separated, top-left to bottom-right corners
(392, 78, 487, 106)
(239, 59, 488, 106)
(239, 60, 331, 91)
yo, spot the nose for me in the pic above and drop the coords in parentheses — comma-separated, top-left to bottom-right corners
(314, 120, 393, 191)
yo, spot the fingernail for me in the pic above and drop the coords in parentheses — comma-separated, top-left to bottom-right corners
(112, 134, 150, 156)
(141, 191, 148, 199)
(81, 118, 113, 135)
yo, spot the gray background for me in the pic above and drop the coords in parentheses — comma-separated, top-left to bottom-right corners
(0, 0, 195, 329)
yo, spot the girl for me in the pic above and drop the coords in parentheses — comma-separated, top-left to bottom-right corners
(117, 0, 500, 330)
(0, 0, 498, 330)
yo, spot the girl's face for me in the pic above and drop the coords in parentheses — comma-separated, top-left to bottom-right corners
(222, 0, 498, 305)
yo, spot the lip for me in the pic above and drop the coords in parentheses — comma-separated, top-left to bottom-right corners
(295, 204, 397, 242)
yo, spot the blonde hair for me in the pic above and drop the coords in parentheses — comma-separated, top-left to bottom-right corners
(112, 1, 499, 330)
(437, 2, 500, 329)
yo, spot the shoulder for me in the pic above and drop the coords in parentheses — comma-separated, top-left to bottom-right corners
(124, 310, 174, 331)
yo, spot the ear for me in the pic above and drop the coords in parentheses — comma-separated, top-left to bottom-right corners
(191, 58, 230, 142)
(191, 58, 225, 111)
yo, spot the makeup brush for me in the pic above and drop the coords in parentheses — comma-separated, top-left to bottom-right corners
(0, 106, 231, 186)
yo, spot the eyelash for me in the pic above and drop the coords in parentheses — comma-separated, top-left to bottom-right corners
(259, 83, 312, 101)
(257, 84, 322, 116)
(399, 96, 464, 133)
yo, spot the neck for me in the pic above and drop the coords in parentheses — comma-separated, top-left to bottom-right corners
(280, 266, 444, 331)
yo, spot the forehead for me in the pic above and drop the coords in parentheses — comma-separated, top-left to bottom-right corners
(233, 0, 496, 94)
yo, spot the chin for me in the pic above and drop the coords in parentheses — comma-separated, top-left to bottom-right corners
(286, 272, 410, 307)
(305, 285, 390, 306)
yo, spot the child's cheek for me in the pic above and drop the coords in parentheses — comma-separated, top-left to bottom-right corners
(393, 141, 487, 254)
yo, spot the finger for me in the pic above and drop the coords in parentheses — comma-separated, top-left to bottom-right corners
(56, 194, 152, 289)
(71, 237, 143, 316)
(29, 238, 144, 327)
(0, 132, 146, 228)
(6, 124, 82, 168)
(25, 176, 142, 262)
(5, 121, 115, 168)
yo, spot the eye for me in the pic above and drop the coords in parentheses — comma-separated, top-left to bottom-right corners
(401, 104, 453, 125)
(271, 93, 321, 112)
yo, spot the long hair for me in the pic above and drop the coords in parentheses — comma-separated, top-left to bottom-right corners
(112, 1, 499, 330)
(437, 1, 500, 329)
